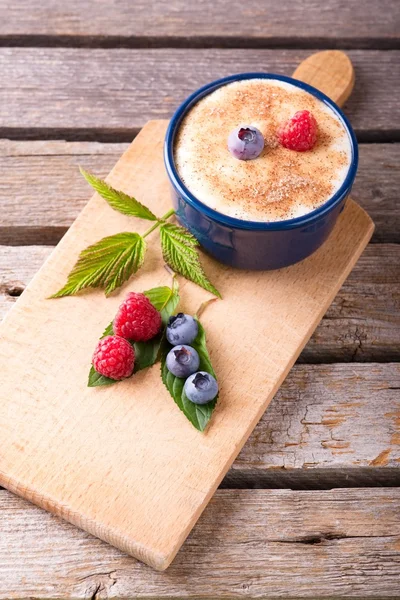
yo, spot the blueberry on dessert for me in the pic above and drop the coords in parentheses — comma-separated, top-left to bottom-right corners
(228, 125, 264, 160)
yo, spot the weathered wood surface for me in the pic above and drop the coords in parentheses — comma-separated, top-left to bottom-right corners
(0, 140, 398, 245)
(0, 488, 399, 598)
(1, 244, 398, 363)
(1, 0, 398, 49)
(230, 363, 400, 488)
(301, 244, 400, 363)
(0, 49, 398, 140)
(0, 141, 128, 244)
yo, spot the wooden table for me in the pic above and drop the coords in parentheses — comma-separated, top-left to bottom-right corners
(0, 1, 399, 597)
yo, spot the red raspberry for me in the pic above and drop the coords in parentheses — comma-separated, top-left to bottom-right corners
(92, 335, 135, 380)
(113, 292, 162, 342)
(277, 110, 318, 152)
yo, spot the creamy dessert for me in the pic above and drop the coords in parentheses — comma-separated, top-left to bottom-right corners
(174, 78, 352, 222)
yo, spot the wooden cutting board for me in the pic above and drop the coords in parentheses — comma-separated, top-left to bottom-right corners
(0, 51, 373, 570)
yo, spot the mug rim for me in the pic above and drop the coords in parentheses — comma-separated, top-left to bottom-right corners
(164, 72, 358, 231)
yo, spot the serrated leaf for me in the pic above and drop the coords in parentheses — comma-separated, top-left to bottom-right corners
(160, 319, 218, 431)
(158, 222, 199, 247)
(88, 365, 117, 387)
(144, 278, 180, 324)
(101, 321, 114, 337)
(80, 167, 158, 221)
(51, 232, 146, 298)
(160, 223, 221, 298)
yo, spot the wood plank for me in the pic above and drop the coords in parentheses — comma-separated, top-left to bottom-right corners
(1, 244, 398, 363)
(230, 363, 400, 488)
(0, 140, 397, 245)
(1, 0, 398, 48)
(0, 141, 128, 244)
(0, 116, 374, 570)
(0, 49, 398, 140)
(0, 488, 399, 598)
(301, 244, 400, 363)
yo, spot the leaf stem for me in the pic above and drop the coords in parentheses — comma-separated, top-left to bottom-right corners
(161, 208, 176, 222)
(142, 221, 161, 238)
(142, 208, 175, 238)
(195, 297, 218, 319)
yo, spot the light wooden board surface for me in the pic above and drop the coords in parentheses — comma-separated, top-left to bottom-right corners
(0, 49, 399, 139)
(0, 117, 373, 570)
(0, 488, 399, 598)
(293, 50, 354, 107)
(2, 244, 398, 363)
(1, 0, 397, 48)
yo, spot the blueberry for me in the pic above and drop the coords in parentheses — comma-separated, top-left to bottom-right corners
(166, 313, 199, 346)
(228, 125, 264, 160)
(184, 371, 219, 405)
(166, 345, 200, 378)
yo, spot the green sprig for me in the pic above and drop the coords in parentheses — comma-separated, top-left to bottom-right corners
(51, 170, 220, 299)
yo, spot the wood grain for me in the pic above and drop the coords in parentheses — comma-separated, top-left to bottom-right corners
(0, 488, 399, 598)
(230, 363, 400, 488)
(0, 49, 398, 140)
(1, 0, 398, 48)
(0, 141, 128, 244)
(293, 50, 355, 107)
(2, 244, 398, 363)
(0, 140, 397, 245)
(0, 116, 373, 569)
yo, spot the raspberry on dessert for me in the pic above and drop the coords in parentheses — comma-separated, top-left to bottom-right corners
(277, 110, 318, 152)
(113, 292, 162, 342)
(92, 335, 135, 380)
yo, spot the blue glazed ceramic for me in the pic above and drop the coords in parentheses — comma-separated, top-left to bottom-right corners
(164, 73, 358, 270)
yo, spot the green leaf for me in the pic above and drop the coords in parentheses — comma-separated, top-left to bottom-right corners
(88, 365, 117, 387)
(160, 223, 221, 298)
(101, 321, 114, 337)
(80, 167, 158, 221)
(160, 319, 218, 431)
(144, 278, 180, 324)
(133, 336, 162, 373)
(51, 232, 146, 298)
(159, 223, 199, 248)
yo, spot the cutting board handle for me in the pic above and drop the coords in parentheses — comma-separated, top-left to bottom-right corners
(292, 50, 354, 108)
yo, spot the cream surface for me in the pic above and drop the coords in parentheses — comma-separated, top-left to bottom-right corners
(174, 78, 352, 222)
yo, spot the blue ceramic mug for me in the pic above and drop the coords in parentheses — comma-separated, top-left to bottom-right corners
(164, 73, 358, 270)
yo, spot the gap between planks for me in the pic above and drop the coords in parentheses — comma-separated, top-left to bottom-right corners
(1, 127, 400, 145)
(0, 35, 400, 51)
